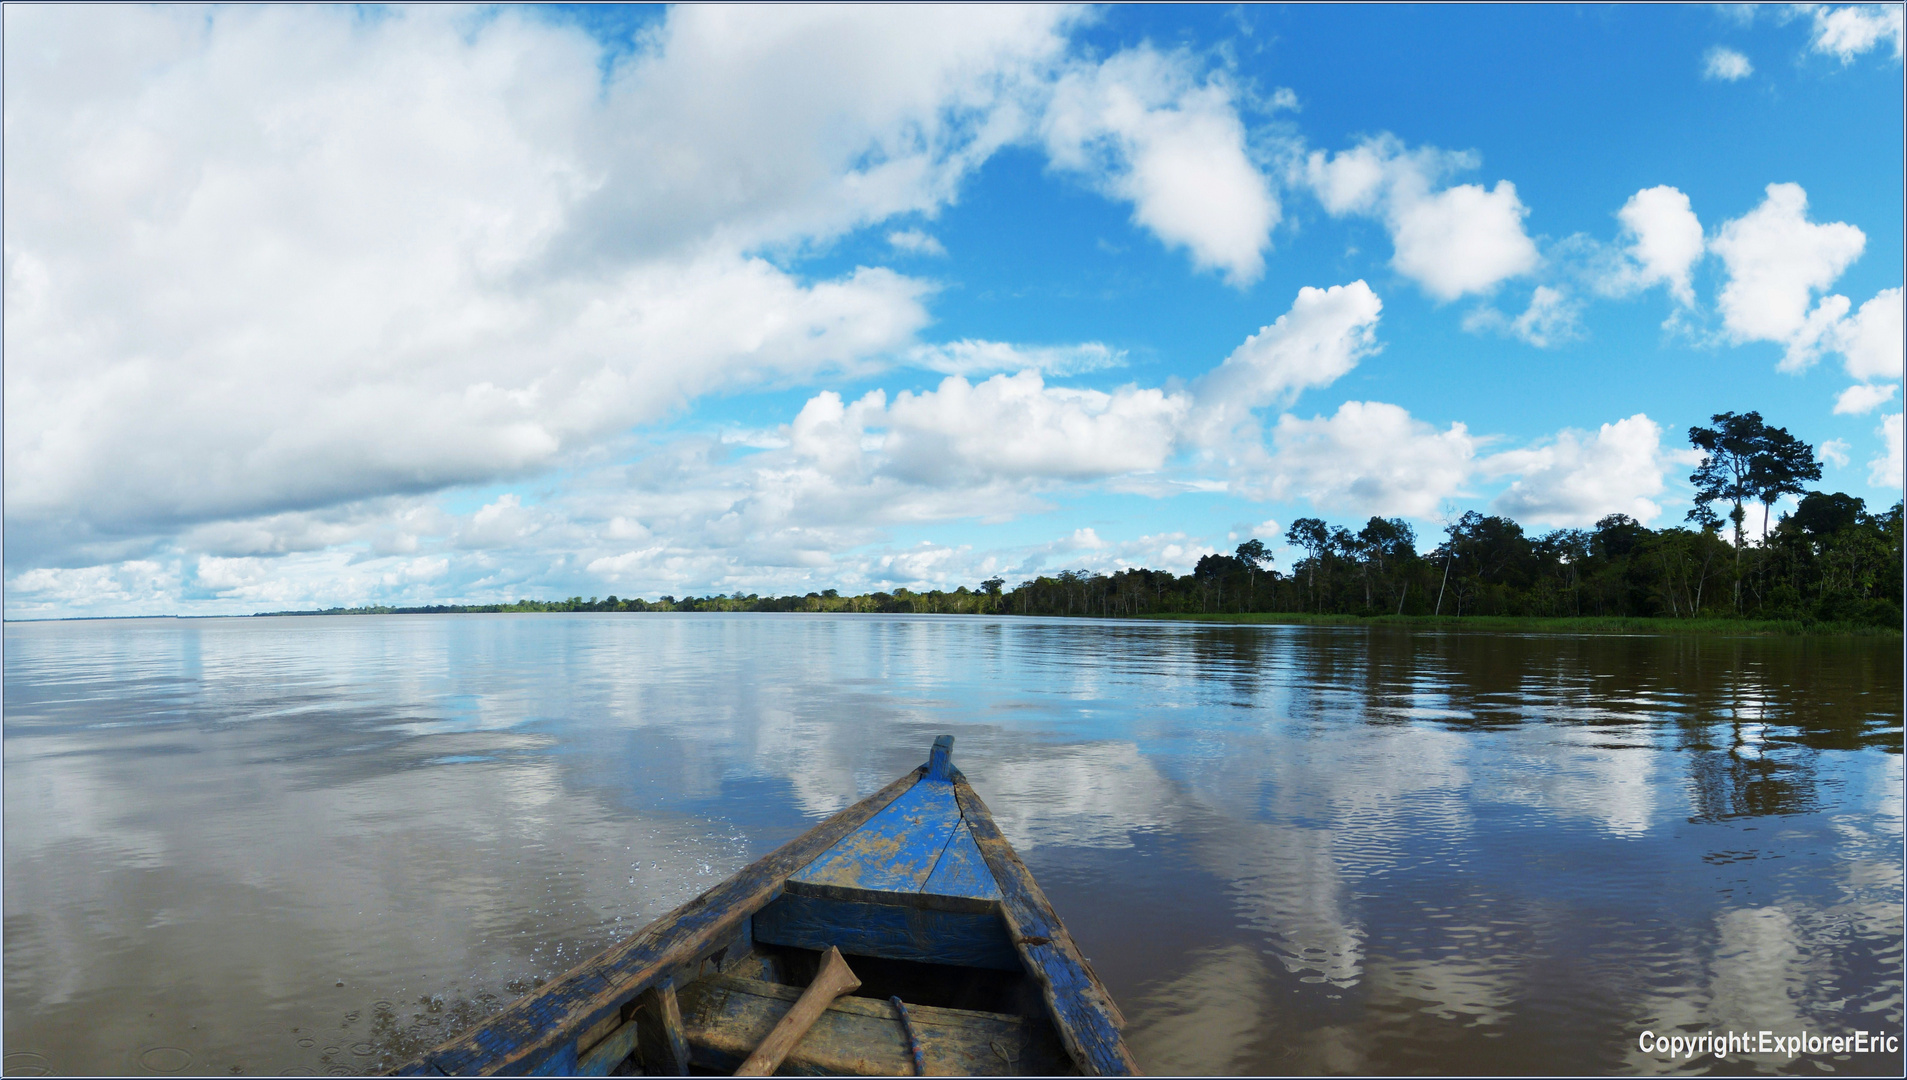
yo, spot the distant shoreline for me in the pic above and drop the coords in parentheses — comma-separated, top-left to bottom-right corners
(8, 609, 1897, 637)
(1123, 612, 1902, 637)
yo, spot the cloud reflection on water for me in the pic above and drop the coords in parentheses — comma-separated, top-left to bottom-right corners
(3, 615, 1899, 1076)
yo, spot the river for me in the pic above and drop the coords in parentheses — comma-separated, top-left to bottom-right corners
(3, 614, 1900, 1075)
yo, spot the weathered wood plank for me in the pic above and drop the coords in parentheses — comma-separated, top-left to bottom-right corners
(921, 819, 1003, 902)
(791, 778, 962, 894)
(951, 774, 1138, 1077)
(733, 946, 861, 1076)
(752, 892, 1021, 971)
(781, 878, 998, 915)
(523, 1040, 577, 1077)
(632, 981, 690, 1077)
(575, 1015, 640, 1077)
(677, 973, 1073, 1076)
(396, 766, 925, 1076)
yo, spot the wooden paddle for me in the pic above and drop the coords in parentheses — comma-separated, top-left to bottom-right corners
(732, 946, 862, 1076)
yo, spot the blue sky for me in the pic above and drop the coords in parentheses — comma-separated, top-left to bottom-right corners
(4, 3, 1902, 617)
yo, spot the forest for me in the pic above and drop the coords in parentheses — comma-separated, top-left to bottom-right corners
(268, 414, 1903, 629)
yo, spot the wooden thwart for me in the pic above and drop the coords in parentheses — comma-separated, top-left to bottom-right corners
(733, 947, 862, 1076)
(677, 973, 1073, 1076)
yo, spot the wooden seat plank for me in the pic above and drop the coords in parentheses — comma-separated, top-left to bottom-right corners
(676, 973, 1073, 1076)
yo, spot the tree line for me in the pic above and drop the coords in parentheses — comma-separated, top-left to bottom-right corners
(263, 412, 1901, 628)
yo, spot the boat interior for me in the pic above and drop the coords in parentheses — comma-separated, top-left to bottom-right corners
(398, 737, 1127, 1077)
(609, 887, 1078, 1076)
(561, 742, 1082, 1076)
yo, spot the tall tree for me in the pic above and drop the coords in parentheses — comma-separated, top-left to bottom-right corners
(1749, 423, 1822, 539)
(1689, 411, 1766, 609)
(1687, 411, 1764, 550)
(1235, 539, 1270, 609)
(1357, 517, 1416, 613)
(1287, 518, 1331, 612)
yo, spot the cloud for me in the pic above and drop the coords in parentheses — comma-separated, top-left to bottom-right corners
(1871, 414, 1904, 489)
(1484, 414, 1675, 527)
(5, 5, 1311, 590)
(565, 3, 1081, 256)
(1043, 46, 1280, 286)
(880, 372, 1193, 485)
(1301, 135, 1538, 301)
(789, 370, 1195, 490)
(1709, 183, 1866, 369)
(1806, 4, 1905, 63)
(14, 4, 1120, 566)
(1838, 287, 1904, 381)
(1462, 286, 1583, 348)
(5, 269, 1417, 615)
(904, 339, 1126, 376)
(1605, 185, 1706, 304)
(1833, 383, 1898, 415)
(1260, 402, 1479, 517)
(1703, 46, 1755, 80)
(1818, 438, 1851, 468)
(1390, 182, 1540, 301)
(886, 229, 947, 256)
(6, 560, 182, 618)
(1192, 281, 1384, 435)
(461, 494, 547, 549)
(788, 389, 893, 477)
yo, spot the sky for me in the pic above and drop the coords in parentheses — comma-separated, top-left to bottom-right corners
(3, 3, 1903, 619)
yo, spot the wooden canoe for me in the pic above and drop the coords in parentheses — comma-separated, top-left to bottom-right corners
(390, 736, 1136, 1076)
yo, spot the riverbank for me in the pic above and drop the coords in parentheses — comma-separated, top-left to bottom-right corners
(227, 607, 1902, 637)
(1128, 612, 1902, 636)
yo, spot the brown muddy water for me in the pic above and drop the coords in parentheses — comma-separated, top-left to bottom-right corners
(2, 614, 1901, 1076)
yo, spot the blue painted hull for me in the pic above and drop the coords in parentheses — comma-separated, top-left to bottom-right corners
(390, 737, 1135, 1076)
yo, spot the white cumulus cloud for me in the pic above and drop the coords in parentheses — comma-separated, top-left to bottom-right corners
(1484, 415, 1675, 527)
(1261, 401, 1479, 517)
(1606, 185, 1706, 305)
(1806, 4, 1905, 63)
(905, 339, 1126, 377)
(1043, 46, 1279, 286)
(881, 372, 1193, 486)
(788, 372, 1193, 489)
(1391, 182, 1541, 301)
(1710, 182, 1866, 369)
(1834, 383, 1898, 415)
(887, 229, 948, 256)
(10, 4, 1108, 567)
(1703, 46, 1755, 80)
(1192, 281, 1384, 436)
(1301, 135, 1538, 302)
(1462, 286, 1584, 348)
(1870, 414, 1904, 489)
(1837, 287, 1904, 381)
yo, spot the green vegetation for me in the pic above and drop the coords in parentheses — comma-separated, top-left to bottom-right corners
(261, 493, 1900, 634)
(261, 415, 1902, 634)
(1133, 613, 1900, 637)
